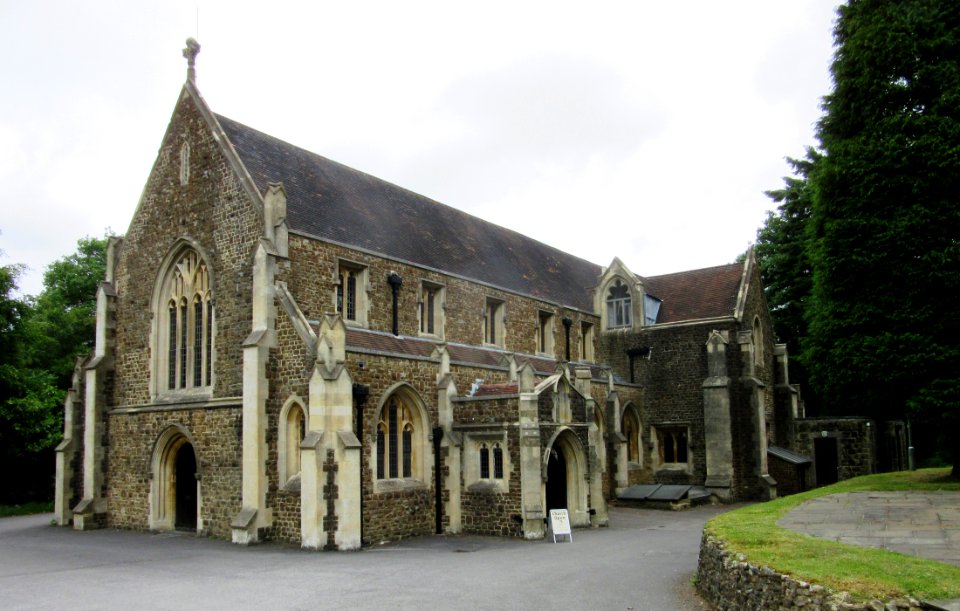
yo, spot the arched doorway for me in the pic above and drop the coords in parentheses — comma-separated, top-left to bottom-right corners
(543, 429, 589, 526)
(546, 448, 567, 510)
(150, 426, 200, 532)
(174, 442, 197, 530)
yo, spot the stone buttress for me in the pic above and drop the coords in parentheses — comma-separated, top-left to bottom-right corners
(71, 236, 122, 530)
(232, 184, 289, 543)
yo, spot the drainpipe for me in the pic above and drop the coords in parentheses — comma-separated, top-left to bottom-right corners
(562, 318, 572, 361)
(387, 272, 402, 336)
(352, 383, 369, 545)
(432, 426, 444, 534)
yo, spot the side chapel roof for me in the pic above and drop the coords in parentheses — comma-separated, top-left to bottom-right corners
(641, 262, 744, 323)
(216, 115, 601, 312)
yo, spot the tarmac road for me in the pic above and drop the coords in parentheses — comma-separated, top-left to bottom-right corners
(0, 504, 734, 610)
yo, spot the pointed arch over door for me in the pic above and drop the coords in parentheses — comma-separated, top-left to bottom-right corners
(150, 425, 201, 532)
(543, 428, 589, 527)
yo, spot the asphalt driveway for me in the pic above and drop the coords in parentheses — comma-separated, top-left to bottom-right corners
(0, 505, 732, 610)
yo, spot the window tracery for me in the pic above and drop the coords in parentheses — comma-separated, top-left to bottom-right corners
(606, 279, 632, 329)
(376, 397, 418, 480)
(159, 249, 213, 393)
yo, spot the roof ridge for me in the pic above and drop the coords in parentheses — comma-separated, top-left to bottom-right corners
(214, 113, 602, 273)
(644, 260, 743, 281)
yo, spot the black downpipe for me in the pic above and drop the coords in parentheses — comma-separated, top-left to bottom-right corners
(433, 426, 443, 534)
(352, 383, 369, 545)
(387, 272, 403, 336)
(562, 318, 573, 361)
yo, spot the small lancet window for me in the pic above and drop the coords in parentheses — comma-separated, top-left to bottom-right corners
(479, 442, 504, 480)
(180, 142, 190, 186)
(493, 444, 504, 479)
(480, 444, 490, 479)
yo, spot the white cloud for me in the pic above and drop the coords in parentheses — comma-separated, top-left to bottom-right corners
(0, 0, 839, 294)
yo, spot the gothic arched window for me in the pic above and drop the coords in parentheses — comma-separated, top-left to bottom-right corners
(376, 397, 420, 480)
(158, 249, 213, 393)
(606, 280, 632, 329)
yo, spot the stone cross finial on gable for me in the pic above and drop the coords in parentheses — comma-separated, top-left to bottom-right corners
(183, 38, 201, 83)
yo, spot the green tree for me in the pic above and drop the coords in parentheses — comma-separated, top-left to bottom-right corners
(0, 237, 107, 502)
(756, 149, 820, 412)
(24, 237, 107, 387)
(807, 0, 960, 473)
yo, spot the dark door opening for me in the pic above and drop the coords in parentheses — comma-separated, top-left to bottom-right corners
(814, 437, 839, 486)
(546, 447, 567, 511)
(175, 442, 197, 530)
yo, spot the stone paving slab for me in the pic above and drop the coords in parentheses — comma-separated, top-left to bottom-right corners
(778, 491, 960, 567)
(779, 491, 960, 609)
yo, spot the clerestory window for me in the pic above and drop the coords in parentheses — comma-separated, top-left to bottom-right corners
(335, 262, 367, 326)
(483, 297, 505, 346)
(419, 281, 444, 338)
(538, 311, 555, 355)
(580, 321, 594, 361)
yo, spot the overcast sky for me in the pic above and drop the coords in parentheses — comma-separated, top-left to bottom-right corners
(1, 1, 839, 297)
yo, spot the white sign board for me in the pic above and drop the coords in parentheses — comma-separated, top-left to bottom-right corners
(549, 509, 572, 543)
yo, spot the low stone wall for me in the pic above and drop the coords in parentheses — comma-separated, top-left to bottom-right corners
(696, 533, 925, 610)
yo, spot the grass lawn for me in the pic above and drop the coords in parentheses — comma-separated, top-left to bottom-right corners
(0, 501, 54, 518)
(705, 468, 960, 602)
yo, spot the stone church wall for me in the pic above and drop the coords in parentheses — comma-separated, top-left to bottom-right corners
(284, 234, 600, 360)
(101, 95, 262, 540)
(106, 406, 242, 538)
(602, 321, 724, 487)
(111, 95, 263, 408)
(793, 418, 876, 486)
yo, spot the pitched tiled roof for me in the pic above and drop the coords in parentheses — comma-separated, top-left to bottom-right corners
(472, 383, 519, 397)
(342, 327, 561, 374)
(216, 115, 601, 311)
(642, 262, 743, 323)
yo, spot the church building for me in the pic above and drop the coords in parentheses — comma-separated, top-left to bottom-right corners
(55, 40, 804, 549)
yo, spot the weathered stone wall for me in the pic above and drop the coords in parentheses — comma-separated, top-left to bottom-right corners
(285, 234, 600, 360)
(271, 489, 301, 543)
(111, 93, 262, 407)
(767, 456, 810, 496)
(106, 406, 242, 539)
(697, 533, 925, 610)
(460, 427, 523, 537)
(596, 259, 779, 501)
(600, 321, 728, 488)
(794, 418, 876, 486)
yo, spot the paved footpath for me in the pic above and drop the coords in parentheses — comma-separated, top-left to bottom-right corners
(0, 505, 731, 611)
(778, 491, 960, 566)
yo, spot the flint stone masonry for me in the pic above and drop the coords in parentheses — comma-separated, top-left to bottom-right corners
(697, 533, 927, 611)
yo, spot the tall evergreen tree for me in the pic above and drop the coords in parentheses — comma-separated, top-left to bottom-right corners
(807, 0, 959, 472)
(756, 149, 820, 412)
